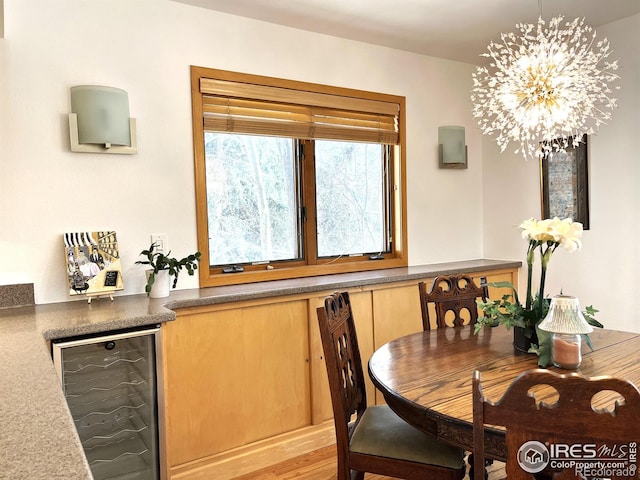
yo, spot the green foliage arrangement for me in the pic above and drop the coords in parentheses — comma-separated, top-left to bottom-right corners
(136, 243, 201, 296)
(474, 217, 602, 367)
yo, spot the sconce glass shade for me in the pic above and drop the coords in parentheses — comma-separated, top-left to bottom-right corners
(438, 126, 467, 168)
(70, 85, 131, 147)
(538, 295, 594, 334)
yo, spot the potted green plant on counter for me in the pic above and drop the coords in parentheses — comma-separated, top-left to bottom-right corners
(136, 243, 201, 298)
(474, 217, 602, 367)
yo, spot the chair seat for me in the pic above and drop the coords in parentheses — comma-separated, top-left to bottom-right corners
(350, 405, 466, 469)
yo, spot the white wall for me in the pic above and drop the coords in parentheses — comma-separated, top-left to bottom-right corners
(0, 0, 483, 304)
(482, 14, 640, 332)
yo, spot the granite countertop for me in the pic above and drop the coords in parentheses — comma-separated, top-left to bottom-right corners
(0, 296, 176, 480)
(0, 259, 519, 479)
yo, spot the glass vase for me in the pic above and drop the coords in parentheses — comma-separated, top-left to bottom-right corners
(551, 333, 582, 369)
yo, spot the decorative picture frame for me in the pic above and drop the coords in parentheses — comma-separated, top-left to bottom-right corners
(540, 135, 590, 230)
(64, 231, 124, 300)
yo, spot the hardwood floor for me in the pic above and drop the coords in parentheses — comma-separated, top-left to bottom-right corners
(231, 445, 505, 480)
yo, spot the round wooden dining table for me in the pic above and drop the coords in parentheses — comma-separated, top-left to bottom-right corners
(368, 325, 640, 461)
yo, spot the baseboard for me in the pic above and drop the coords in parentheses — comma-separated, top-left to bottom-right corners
(169, 422, 336, 479)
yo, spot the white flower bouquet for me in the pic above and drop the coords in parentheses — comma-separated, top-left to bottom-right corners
(476, 217, 602, 366)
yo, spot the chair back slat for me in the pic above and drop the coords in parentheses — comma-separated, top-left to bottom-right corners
(473, 369, 640, 480)
(316, 292, 367, 441)
(419, 274, 488, 330)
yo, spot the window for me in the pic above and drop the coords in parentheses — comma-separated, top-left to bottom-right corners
(205, 133, 300, 265)
(314, 140, 389, 258)
(191, 66, 407, 286)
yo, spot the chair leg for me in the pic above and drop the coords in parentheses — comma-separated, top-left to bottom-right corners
(349, 470, 365, 480)
(468, 453, 493, 467)
(468, 454, 489, 480)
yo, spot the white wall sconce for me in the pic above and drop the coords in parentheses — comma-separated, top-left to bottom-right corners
(438, 126, 467, 169)
(69, 85, 137, 154)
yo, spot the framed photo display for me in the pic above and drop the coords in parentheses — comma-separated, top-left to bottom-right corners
(540, 135, 590, 230)
(64, 231, 124, 297)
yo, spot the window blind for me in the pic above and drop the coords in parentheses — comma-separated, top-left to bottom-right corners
(199, 78, 400, 144)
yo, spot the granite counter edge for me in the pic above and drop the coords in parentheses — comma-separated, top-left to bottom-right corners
(30, 259, 519, 340)
(163, 259, 522, 310)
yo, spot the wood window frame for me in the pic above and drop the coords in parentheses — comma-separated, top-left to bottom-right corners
(191, 66, 408, 287)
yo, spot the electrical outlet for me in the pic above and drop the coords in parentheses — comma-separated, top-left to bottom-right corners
(151, 234, 168, 254)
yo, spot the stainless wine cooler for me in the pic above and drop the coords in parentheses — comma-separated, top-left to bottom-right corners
(52, 325, 162, 480)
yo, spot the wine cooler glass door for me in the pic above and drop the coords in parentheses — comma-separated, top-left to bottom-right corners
(52, 326, 160, 480)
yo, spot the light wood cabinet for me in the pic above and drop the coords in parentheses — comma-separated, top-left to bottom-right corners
(371, 282, 423, 349)
(162, 300, 309, 469)
(161, 266, 518, 479)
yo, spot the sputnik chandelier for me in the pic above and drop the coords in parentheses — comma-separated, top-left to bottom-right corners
(471, 15, 620, 160)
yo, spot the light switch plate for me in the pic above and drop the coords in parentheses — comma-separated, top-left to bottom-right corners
(151, 233, 168, 254)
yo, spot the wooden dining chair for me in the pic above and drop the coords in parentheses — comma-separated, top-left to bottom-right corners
(419, 274, 488, 330)
(316, 291, 467, 480)
(472, 368, 640, 480)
